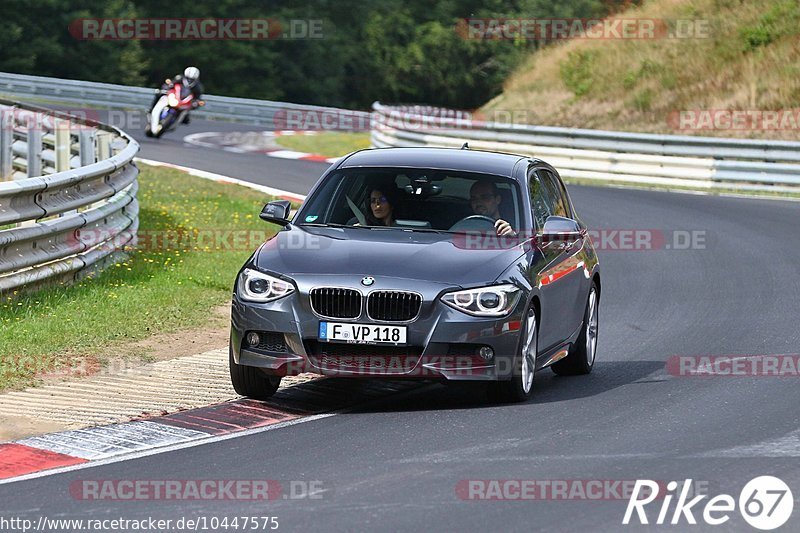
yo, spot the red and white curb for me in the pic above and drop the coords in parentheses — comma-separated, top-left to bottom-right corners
(0, 379, 423, 483)
(0, 405, 298, 481)
(183, 130, 340, 164)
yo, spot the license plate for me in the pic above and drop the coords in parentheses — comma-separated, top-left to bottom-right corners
(319, 322, 407, 345)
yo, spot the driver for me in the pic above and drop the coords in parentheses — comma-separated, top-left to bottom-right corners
(469, 181, 516, 236)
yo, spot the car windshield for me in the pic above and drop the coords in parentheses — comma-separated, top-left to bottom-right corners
(296, 167, 522, 233)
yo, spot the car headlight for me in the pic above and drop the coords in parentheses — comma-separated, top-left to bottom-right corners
(238, 268, 295, 303)
(441, 284, 521, 317)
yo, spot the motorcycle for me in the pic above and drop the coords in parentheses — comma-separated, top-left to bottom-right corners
(145, 82, 204, 138)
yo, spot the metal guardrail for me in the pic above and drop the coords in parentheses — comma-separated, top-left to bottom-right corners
(0, 71, 368, 128)
(372, 103, 800, 193)
(0, 98, 139, 293)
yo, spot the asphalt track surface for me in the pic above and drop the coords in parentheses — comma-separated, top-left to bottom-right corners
(2, 116, 799, 532)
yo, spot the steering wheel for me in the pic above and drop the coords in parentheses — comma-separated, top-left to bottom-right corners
(449, 214, 497, 232)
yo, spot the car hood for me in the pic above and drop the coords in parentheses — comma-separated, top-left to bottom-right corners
(253, 226, 526, 287)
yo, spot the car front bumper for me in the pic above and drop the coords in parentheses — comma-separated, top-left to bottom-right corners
(230, 275, 527, 381)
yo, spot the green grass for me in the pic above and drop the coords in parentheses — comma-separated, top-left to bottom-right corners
(0, 164, 278, 391)
(275, 132, 371, 157)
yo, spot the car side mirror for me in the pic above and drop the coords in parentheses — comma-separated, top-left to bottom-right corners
(260, 200, 292, 226)
(541, 216, 581, 244)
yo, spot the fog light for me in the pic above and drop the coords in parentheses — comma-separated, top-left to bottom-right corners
(478, 346, 494, 361)
(246, 332, 261, 347)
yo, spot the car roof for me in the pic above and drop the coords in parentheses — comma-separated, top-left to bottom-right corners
(338, 147, 530, 178)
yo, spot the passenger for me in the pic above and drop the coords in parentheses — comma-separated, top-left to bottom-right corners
(364, 187, 400, 227)
(469, 181, 516, 236)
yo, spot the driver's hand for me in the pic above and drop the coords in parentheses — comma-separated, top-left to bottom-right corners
(495, 219, 515, 236)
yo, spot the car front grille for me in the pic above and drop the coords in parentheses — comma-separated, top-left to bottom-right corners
(310, 288, 362, 319)
(367, 291, 422, 322)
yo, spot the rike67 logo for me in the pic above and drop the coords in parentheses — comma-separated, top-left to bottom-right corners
(624, 476, 793, 530)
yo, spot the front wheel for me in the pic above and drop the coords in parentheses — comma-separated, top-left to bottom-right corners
(229, 346, 281, 400)
(552, 282, 599, 376)
(154, 119, 168, 138)
(488, 304, 537, 403)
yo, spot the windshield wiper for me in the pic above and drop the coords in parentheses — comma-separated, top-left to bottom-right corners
(299, 223, 374, 229)
(299, 223, 451, 233)
(398, 227, 452, 234)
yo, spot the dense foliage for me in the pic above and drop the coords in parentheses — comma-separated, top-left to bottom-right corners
(0, 0, 639, 109)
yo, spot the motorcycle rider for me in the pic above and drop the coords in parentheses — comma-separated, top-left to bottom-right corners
(148, 66, 204, 125)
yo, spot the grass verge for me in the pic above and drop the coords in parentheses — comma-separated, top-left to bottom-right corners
(0, 163, 277, 391)
(483, 0, 800, 140)
(274, 132, 371, 157)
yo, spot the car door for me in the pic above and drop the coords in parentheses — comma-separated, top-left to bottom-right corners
(538, 169, 588, 341)
(528, 168, 568, 352)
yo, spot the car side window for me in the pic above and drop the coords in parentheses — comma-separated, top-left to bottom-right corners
(538, 170, 569, 218)
(552, 172, 574, 219)
(528, 170, 552, 230)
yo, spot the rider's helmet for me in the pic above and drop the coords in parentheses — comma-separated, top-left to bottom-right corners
(183, 66, 200, 87)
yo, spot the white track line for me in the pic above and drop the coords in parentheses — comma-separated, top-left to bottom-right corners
(135, 158, 307, 202)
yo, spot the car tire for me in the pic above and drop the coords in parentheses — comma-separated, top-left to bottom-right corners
(229, 346, 281, 400)
(552, 282, 599, 376)
(488, 304, 538, 403)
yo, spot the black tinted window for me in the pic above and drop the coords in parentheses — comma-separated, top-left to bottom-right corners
(528, 170, 551, 230)
(538, 170, 569, 218)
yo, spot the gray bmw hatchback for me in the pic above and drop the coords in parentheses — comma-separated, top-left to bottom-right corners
(230, 147, 600, 402)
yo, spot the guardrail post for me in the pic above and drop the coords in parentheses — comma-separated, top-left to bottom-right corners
(54, 118, 70, 172)
(26, 125, 43, 178)
(0, 105, 13, 181)
(96, 131, 111, 161)
(79, 129, 95, 166)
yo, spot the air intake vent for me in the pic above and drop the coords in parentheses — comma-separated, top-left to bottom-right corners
(310, 288, 362, 319)
(367, 291, 422, 322)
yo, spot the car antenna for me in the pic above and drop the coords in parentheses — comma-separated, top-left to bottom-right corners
(461, 142, 469, 150)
